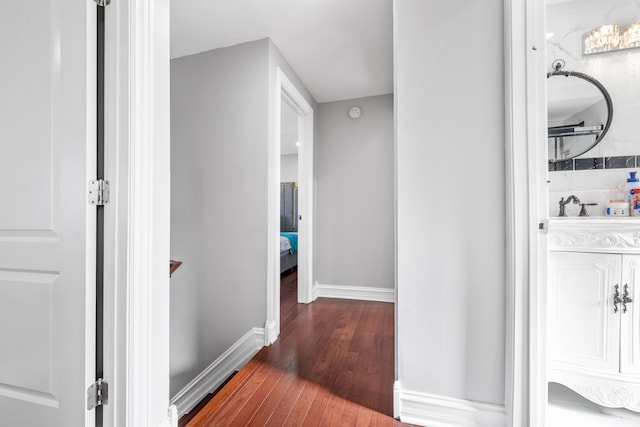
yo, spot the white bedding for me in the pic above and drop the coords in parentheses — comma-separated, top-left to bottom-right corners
(280, 235, 291, 252)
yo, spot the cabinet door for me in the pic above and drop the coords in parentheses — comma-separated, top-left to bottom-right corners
(621, 255, 640, 375)
(548, 252, 620, 373)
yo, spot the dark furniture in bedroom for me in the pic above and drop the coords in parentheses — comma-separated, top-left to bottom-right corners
(280, 182, 297, 232)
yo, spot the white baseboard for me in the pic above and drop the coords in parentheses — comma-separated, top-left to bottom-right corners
(313, 282, 395, 303)
(170, 328, 265, 417)
(394, 382, 505, 427)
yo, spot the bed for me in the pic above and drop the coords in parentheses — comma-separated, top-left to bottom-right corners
(280, 182, 298, 273)
(280, 232, 298, 274)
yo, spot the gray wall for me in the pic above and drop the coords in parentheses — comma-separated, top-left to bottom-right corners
(280, 154, 298, 184)
(315, 95, 394, 289)
(396, 0, 506, 405)
(170, 39, 270, 395)
(170, 38, 317, 397)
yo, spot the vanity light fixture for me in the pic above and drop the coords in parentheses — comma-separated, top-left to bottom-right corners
(584, 20, 640, 55)
(621, 20, 640, 49)
(583, 24, 619, 55)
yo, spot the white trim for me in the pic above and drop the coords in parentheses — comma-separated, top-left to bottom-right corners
(127, 0, 172, 425)
(394, 382, 506, 427)
(526, 1, 550, 426)
(392, 1, 400, 420)
(394, 381, 401, 418)
(268, 67, 315, 347)
(103, 0, 171, 425)
(504, 0, 548, 426)
(157, 406, 178, 427)
(313, 282, 396, 303)
(278, 68, 314, 305)
(169, 328, 265, 418)
(503, 0, 528, 425)
(168, 406, 178, 427)
(264, 320, 278, 346)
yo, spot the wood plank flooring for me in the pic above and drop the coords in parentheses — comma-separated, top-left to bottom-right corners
(183, 270, 413, 426)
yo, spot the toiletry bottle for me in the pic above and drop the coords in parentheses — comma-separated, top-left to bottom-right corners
(624, 171, 640, 207)
(633, 188, 640, 217)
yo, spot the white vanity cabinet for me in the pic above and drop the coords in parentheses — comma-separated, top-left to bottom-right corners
(548, 219, 640, 411)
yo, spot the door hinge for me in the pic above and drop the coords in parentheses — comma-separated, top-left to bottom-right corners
(87, 378, 108, 410)
(89, 179, 110, 206)
(538, 219, 549, 234)
(93, 0, 111, 6)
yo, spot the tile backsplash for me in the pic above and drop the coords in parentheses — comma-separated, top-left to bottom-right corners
(549, 155, 640, 172)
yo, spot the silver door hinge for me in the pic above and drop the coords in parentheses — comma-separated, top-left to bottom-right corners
(538, 219, 548, 234)
(94, 0, 111, 6)
(87, 378, 108, 410)
(89, 180, 110, 206)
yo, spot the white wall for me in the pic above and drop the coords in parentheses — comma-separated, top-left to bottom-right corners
(395, 0, 505, 411)
(170, 39, 270, 395)
(280, 154, 298, 184)
(315, 95, 394, 289)
(547, 0, 640, 216)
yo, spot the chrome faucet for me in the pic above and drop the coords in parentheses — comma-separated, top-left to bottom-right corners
(558, 195, 581, 216)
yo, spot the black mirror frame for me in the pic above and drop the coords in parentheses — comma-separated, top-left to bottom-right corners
(547, 69, 614, 162)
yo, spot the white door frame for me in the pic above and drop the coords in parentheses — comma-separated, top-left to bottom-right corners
(103, 1, 174, 426)
(266, 67, 314, 344)
(504, 0, 548, 426)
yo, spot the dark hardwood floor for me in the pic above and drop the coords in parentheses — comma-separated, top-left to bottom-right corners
(182, 270, 412, 426)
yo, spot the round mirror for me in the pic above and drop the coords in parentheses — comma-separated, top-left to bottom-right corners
(547, 67, 613, 162)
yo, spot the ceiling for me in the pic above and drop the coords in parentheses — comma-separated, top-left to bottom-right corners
(170, 0, 393, 103)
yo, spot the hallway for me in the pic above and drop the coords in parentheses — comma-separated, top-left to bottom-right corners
(181, 271, 411, 426)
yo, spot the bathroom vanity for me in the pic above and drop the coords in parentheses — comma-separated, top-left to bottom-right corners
(548, 218, 640, 411)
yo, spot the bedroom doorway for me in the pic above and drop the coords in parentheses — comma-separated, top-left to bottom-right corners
(267, 67, 314, 344)
(279, 96, 299, 287)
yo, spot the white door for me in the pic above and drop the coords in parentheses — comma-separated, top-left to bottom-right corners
(548, 252, 620, 374)
(621, 255, 640, 375)
(0, 1, 96, 426)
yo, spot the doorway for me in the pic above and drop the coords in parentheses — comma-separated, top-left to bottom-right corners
(267, 67, 314, 344)
(507, 0, 640, 425)
(544, 1, 640, 425)
(279, 96, 300, 303)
